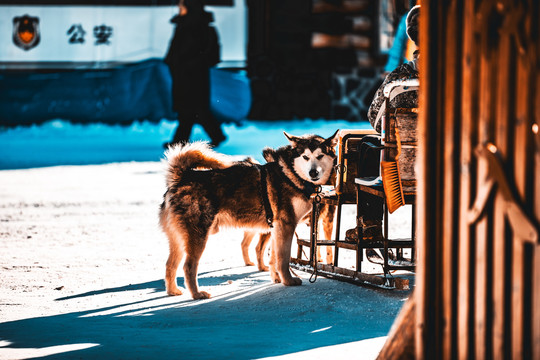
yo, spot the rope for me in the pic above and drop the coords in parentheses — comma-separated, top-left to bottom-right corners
(309, 186, 322, 283)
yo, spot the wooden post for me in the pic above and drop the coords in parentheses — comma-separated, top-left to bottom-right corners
(376, 296, 415, 360)
(379, 2, 540, 359)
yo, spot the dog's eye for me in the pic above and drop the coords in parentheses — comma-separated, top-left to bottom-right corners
(316, 155, 324, 160)
(302, 155, 310, 161)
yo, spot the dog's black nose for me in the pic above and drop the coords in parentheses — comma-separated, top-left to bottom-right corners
(309, 169, 319, 178)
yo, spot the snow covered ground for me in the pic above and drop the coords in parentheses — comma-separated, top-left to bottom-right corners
(0, 119, 413, 359)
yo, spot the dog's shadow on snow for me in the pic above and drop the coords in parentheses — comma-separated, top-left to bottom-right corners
(55, 267, 259, 301)
(1, 266, 410, 360)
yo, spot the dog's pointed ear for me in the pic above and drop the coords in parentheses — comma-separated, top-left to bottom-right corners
(284, 132, 301, 146)
(324, 130, 339, 148)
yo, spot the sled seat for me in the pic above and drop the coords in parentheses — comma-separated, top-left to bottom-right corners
(354, 79, 419, 276)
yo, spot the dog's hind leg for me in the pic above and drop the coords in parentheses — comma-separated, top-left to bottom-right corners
(165, 230, 185, 296)
(256, 233, 270, 271)
(272, 223, 302, 286)
(241, 231, 256, 266)
(183, 230, 211, 300)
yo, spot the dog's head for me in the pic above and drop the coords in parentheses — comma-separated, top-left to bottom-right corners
(284, 130, 339, 185)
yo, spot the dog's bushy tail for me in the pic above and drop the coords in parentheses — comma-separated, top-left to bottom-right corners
(164, 142, 234, 188)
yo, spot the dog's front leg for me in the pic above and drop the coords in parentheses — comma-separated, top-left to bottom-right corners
(269, 239, 280, 283)
(271, 222, 302, 286)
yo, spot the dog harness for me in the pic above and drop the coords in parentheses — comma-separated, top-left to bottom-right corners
(258, 159, 321, 227)
(258, 165, 274, 227)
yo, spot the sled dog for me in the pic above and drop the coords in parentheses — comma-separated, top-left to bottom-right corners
(160, 131, 338, 299)
(241, 148, 337, 270)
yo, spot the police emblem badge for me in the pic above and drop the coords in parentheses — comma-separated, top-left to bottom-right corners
(13, 15, 41, 51)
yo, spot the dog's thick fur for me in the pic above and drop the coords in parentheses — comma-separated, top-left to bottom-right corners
(160, 132, 338, 299)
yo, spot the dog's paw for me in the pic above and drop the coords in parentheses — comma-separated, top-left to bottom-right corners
(283, 277, 302, 286)
(270, 271, 281, 284)
(244, 260, 255, 266)
(167, 287, 184, 296)
(192, 291, 211, 300)
(258, 264, 269, 272)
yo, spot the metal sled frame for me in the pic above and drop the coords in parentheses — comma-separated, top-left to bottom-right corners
(290, 129, 412, 290)
(291, 80, 419, 290)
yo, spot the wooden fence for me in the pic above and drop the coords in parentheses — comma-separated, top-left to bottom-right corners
(380, 1, 540, 359)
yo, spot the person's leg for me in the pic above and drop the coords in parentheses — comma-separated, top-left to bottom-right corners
(358, 192, 384, 238)
(198, 68, 226, 146)
(171, 117, 194, 144)
(199, 112, 226, 146)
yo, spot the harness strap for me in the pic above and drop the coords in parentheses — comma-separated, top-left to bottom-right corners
(259, 166, 274, 228)
(258, 161, 319, 228)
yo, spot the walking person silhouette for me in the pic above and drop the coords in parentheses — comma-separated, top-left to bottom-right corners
(164, 0, 226, 147)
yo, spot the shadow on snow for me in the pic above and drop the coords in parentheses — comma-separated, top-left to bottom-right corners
(0, 268, 409, 359)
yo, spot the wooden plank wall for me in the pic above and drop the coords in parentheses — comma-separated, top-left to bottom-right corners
(416, 1, 540, 359)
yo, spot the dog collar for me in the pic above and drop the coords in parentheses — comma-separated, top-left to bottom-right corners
(277, 160, 319, 199)
(293, 177, 318, 198)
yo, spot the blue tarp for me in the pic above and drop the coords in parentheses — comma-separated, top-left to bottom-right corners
(0, 60, 175, 126)
(0, 59, 251, 127)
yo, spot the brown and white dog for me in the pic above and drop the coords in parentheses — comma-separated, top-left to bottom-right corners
(241, 146, 337, 270)
(159, 131, 338, 299)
